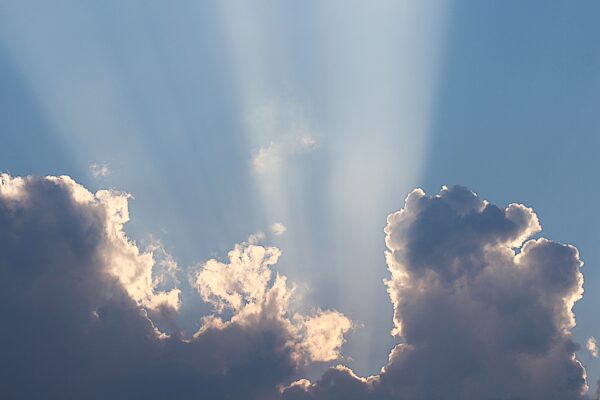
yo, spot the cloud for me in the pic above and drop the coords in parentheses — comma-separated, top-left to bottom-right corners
(0, 173, 351, 399)
(0, 175, 593, 399)
(297, 310, 354, 363)
(252, 135, 317, 173)
(270, 222, 287, 236)
(89, 162, 110, 178)
(283, 185, 589, 400)
(248, 231, 266, 244)
(248, 102, 317, 174)
(194, 243, 283, 314)
(193, 241, 352, 363)
(588, 337, 598, 358)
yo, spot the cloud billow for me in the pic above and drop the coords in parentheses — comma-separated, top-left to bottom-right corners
(284, 185, 588, 400)
(0, 174, 591, 399)
(0, 174, 350, 399)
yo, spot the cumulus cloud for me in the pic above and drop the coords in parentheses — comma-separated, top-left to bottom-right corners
(94, 187, 181, 311)
(270, 222, 287, 236)
(195, 243, 283, 314)
(89, 162, 110, 178)
(1, 175, 594, 399)
(0, 173, 351, 399)
(194, 241, 352, 364)
(297, 311, 353, 363)
(283, 185, 590, 400)
(588, 337, 598, 358)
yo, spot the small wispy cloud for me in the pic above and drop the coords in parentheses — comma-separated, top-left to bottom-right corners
(248, 102, 317, 174)
(252, 134, 316, 173)
(247, 231, 266, 244)
(89, 163, 110, 178)
(587, 337, 598, 358)
(269, 222, 287, 236)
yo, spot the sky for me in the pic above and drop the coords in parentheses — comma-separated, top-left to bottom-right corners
(1, 1, 600, 399)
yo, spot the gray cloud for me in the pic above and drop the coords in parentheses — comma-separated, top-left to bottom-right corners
(0, 174, 350, 399)
(0, 175, 592, 399)
(283, 185, 589, 400)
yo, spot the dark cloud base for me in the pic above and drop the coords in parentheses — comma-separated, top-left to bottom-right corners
(0, 175, 297, 399)
(0, 175, 594, 399)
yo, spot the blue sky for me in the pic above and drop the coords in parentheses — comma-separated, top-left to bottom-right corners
(1, 1, 600, 396)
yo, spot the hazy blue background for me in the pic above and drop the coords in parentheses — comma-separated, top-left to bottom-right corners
(1, 0, 599, 387)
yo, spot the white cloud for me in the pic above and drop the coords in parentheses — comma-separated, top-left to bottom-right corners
(195, 243, 281, 314)
(94, 187, 181, 311)
(588, 337, 598, 358)
(89, 163, 110, 178)
(297, 310, 353, 363)
(194, 241, 352, 363)
(270, 222, 287, 236)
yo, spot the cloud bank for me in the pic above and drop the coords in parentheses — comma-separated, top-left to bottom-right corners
(0, 175, 592, 399)
(0, 173, 350, 399)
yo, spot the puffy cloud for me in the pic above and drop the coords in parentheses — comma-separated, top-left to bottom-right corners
(0, 173, 350, 399)
(297, 311, 354, 363)
(1, 173, 179, 313)
(195, 243, 283, 314)
(94, 187, 181, 311)
(193, 241, 352, 364)
(283, 185, 589, 400)
(588, 337, 598, 358)
(0, 175, 593, 399)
